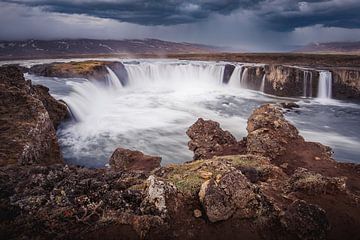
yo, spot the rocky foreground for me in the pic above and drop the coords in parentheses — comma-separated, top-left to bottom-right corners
(0, 66, 360, 240)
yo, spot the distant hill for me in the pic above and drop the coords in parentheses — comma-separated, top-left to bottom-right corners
(295, 41, 360, 54)
(0, 39, 220, 60)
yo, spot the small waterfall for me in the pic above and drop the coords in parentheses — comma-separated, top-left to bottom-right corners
(240, 67, 249, 88)
(227, 65, 243, 87)
(259, 74, 266, 92)
(105, 66, 123, 89)
(303, 71, 313, 98)
(317, 71, 332, 99)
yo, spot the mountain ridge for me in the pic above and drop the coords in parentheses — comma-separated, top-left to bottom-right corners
(0, 38, 220, 60)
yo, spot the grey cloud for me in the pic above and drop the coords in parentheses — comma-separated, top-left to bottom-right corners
(2, 0, 263, 25)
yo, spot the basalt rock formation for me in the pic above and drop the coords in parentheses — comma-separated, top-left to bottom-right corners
(221, 63, 360, 100)
(30, 61, 128, 85)
(0, 66, 67, 166)
(331, 68, 360, 99)
(0, 68, 359, 240)
(186, 118, 246, 160)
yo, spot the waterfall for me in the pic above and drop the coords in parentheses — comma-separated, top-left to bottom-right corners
(240, 67, 249, 88)
(303, 71, 313, 98)
(105, 66, 123, 89)
(124, 62, 225, 89)
(317, 71, 332, 99)
(260, 74, 266, 92)
(227, 65, 243, 87)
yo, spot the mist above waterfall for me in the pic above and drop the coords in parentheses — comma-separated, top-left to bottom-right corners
(27, 60, 360, 167)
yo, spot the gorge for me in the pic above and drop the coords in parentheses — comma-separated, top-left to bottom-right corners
(13, 59, 359, 167)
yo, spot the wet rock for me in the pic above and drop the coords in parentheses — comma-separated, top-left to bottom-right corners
(109, 148, 161, 172)
(186, 118, 244, 160)
(279, 102, 300, 110)
(199, 170, 273, 223)
(222, 64, 235, 84)
(281, 200, 330, 240)
(141, 175, 177, 218)
(0, 66, 63, 166)
(288, 168, 347, 195)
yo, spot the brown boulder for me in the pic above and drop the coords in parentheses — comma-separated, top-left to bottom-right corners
(109, 148, 161, 172)
(186, 118, 245, 160)
(199, 170, 274, 223)
(0, 66, 63, 166)
(246, 104, 302, 159)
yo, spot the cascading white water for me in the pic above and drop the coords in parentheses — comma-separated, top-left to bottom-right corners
(124, 62, 225, 90)
(227, 65, 243, 87)
(317, 71, 332, 99)
(105, 66, 123, 89)
(303, 71, 313, 98)
(240, 67, 249, 88)
(260, 74, 266, 92)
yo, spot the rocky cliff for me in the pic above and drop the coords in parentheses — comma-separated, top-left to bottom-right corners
(223, 63, 360, 100)
(0, 66, 68, 166)
(330, 68, 360, 99)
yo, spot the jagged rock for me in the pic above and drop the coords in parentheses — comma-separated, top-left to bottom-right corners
(186, 118, 245, 160)
(288, 168, 347, 195)
(281, 200, 330, 240)
(0, 66, 63, 166)
(109, 148, 161, 172)
(141, 175, 177, 218)
(246, 104, 301, 159)
(199, 170, 273, 223)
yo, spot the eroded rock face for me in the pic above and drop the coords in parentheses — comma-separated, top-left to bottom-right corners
(186, 118, 245, 160)
(331, 68, 360, 100)
(0, 66, 64, 166)
(109, 148, 161, 172)
(30, 61, 128, 86)
(263, 65, 319, 97)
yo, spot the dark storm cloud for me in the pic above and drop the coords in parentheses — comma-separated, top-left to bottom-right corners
(3, 0, 360, 31)
(2, 0, 263, 25)
(260, 0, 360, 31)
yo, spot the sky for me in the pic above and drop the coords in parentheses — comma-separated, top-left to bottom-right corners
(0, 0, 360, 51)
